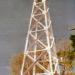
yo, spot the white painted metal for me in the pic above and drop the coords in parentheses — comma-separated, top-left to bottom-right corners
(20, 0, 60, 75)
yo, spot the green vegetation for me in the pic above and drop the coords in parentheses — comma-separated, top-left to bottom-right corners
(70, 35, 75, 51)
(57, 34, 75, 75)
(57, 50, 75, 75)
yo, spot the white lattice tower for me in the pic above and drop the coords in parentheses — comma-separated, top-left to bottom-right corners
(21, 0, 60, 75)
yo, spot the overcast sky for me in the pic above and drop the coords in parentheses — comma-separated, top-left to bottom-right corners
(0, 0, 75, 74)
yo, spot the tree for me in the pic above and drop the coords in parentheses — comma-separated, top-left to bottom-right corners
(56, 39, 75, 75)
(10, 53, 23, 75)
(70, 35, 75, 51)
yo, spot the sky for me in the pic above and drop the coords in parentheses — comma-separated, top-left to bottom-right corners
(0, 0, 75, 74)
